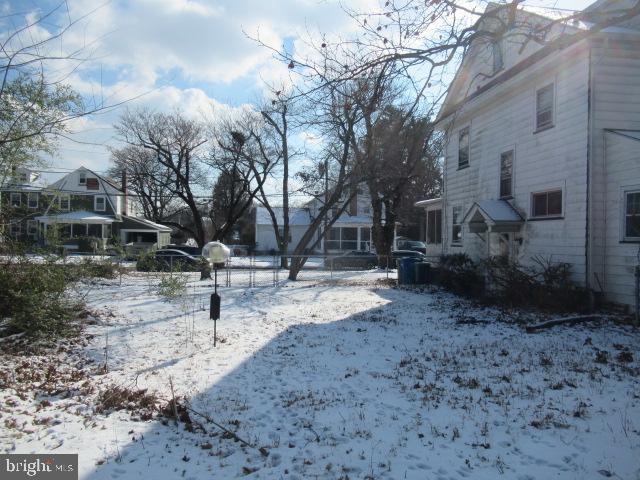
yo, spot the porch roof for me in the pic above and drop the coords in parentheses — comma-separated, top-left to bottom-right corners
(462, 200, 523, 233)
(35, 211, 116, 225)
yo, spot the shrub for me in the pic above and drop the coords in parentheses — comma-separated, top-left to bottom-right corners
(64, 258, 120, 281)
(436, 254, 484, 297)
(156, 274, 188, 300)
(0, 258, 79, 337)
(484, 256, 590, 312)
(136, 251, 158, 272)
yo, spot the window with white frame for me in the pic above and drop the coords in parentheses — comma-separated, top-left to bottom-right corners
(458, 127, 470, 169)
(500, 150, 514, 198)
(59, 194, 70, 211)
(27, 220, 38, 237)
(79, 172, 86, 185)
(9, 222, 20, 237)
(531, 189, 562, 218)
(451, 206, 463, 245)
(535, 84, 554, 131)
(27, 192, 38, 209)
(624, 190, 640, 241)
(94, 195, 106, 212)
(10, 192, 21, 207)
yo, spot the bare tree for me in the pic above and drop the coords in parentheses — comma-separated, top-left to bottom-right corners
(115, 109, 210, 246)
(109, 146, 180, 222)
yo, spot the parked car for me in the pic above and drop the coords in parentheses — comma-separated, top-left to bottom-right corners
(396, 239, 427, 254)
(165, 244, 203, 256)
(391, 250, 427, 263)
(137, 249, 207, 272)
(328, 251, 378, 270)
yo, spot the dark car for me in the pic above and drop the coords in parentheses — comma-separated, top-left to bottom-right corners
(396, 239, 427, 254)
(391, 250, 427, 263)
(165, 244, 203, 256)
(329, 251, 378, 270)
(137, 249, 206, 272)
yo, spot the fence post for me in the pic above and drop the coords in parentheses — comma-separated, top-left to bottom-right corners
(330, 255, 333, 280)
(225, 259, 230, 287)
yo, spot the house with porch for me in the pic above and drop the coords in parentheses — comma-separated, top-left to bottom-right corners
(417, 0, 640, 311)
(255, 184, 377, 253)
(1, 166, 171, 253)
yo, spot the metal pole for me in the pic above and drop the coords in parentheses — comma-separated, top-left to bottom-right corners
(214, 267, 218, 342)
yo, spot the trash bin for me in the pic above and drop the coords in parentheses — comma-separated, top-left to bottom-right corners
(398, 257, 420, 285)
(414, 262, 431, 284)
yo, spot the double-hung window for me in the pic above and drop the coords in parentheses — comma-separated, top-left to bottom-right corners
(94, 195, 106, 212)
(59, 194, 70, 211)
(10, 192, 21, 207)
(27, 220, 38, 238)
(500, 150, 514, 198)
(536, 84, 554, 131)
(624, 190, 640, 241)
(28, 192, 38, 209)
(458, 127, 470, 169)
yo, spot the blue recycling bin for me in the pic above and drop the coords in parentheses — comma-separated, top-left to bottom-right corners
(397, 257, 420, 285)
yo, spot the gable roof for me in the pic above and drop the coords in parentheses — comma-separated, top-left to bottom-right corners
(436, 1, 640, 124)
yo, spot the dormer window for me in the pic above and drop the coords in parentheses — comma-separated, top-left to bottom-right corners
(79, 172, 86, 185)
(95, 195, 106, 212)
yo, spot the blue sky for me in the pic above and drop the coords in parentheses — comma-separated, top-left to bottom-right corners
(2, 0, 598, 178)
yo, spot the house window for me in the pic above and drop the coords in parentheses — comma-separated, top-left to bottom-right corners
(451, 206, 463, 245)
(458, 127, 470, 169)
(9, 222, 20, 238)
(492, 40, 503, 73)
(59, 194, 70, 211)
(531, 190, 562, 218)
(94, 196, 106, 212)
(27, 220, 38, 237)
(500, 150, 514, 198)
(427, 209, 442, 245)
(624, 190, 640, 241)
(28, 192, 38, 209)
(79, 172, 86, 185)
(10, 192, 21, 207)
(535, 84, 554, 131)
(86, 178, 99, 190)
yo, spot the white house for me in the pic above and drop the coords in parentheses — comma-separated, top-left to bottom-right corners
(1, 166, 171, 251)
(255, 185, 376, 253)
(417, 0, 640, 311)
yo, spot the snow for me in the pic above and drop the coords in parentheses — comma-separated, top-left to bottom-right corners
(2, 272, 639, 479)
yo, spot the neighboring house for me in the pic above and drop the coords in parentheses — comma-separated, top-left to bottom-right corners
(417, 0, 640, 311)
(255, 184, 377, 253)
(0, 166, 171, 252)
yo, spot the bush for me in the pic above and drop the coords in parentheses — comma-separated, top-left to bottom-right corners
(436, 254, 484, 297)
(485, 256, 590, 312)
(0, 258, 79, 337)
(136, 251, 158, 272)
(64, 258, 120, 281)
(156, 274, 188, 300)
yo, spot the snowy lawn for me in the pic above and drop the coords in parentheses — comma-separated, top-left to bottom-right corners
(2, 272, 639, 479)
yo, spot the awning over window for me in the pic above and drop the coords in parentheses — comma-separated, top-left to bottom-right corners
(462, 200, 523, 233)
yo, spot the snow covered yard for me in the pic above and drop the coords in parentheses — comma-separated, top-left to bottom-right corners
(2, 272, 640, 479)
